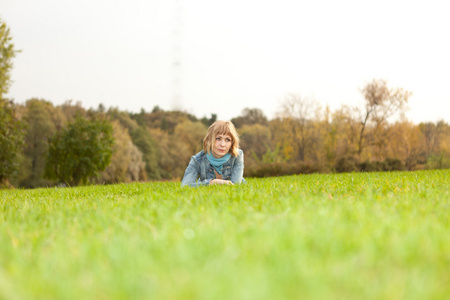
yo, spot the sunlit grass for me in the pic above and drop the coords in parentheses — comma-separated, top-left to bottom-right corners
(1, 170, 449, 299)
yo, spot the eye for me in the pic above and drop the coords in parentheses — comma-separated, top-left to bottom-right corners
(226, 138, 231, 142)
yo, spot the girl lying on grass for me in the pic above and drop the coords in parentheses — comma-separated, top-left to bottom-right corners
(181, 120, 245, 187)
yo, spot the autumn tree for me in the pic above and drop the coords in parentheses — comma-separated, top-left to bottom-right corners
(420, 121, 450, 169)
(320, 106, 358, 167)
(107, 108, 161, 180)
(279, 94, 321, 162)
(126, 143, 147, 181)
(419, 121, 448, 157)
(357, 79, 411, 156)
(174, 121, 206, 155)
(240, 124, 271, 162)
(149, 127, 190, 179)
(96, 121, 146, 183)
(388, 121, 425, 170)
(58, 100, 86, 122)
(45, 114, 114, 186)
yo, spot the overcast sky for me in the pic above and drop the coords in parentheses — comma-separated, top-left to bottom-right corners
(2, 0, 450, 123)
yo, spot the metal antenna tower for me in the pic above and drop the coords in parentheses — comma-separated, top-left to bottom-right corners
(172, 0, 183, 110)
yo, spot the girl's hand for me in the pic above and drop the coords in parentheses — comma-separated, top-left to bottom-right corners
(210, 179, 234, 185)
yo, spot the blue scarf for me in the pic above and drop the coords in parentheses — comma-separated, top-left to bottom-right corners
(206, 152, 231, 175)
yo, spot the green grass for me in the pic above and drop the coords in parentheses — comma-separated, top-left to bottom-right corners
(1, 170, 449, 300)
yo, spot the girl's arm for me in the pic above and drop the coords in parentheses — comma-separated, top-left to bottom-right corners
(230, 150, 244, 184)
(210, 179, 234, 185)
(181, 157, 212, 187)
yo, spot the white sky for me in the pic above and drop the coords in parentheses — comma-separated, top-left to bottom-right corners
(1, 0, 450, 123)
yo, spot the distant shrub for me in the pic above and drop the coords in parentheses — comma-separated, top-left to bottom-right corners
(359, 160, 385, 172)
(335, 157, 359, 173)
(246, 156, 408, 176)
(358, 158, 405, 172)
(384, 158, 405, 171)
(425, 153, 450, 170)
(336, 157, 405, 173)
(245, 162, 322, 178)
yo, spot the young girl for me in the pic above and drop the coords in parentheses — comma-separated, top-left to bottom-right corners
(181, 120, 245, 187)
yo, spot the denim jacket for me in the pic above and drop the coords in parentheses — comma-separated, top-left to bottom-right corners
(181, 149, 245, 187)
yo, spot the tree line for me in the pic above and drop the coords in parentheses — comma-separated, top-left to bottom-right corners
(1, 19, 450, 188)
(2, 84, 450, 189)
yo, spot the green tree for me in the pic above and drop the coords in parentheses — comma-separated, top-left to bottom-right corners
(0, 18, 20, 99)
(45, 115, 114, 186)
(129, 127, 160, 180)
(201, 113, 217, 127)
(231, 108, 268, 129)
(18, 99, 57, 187)
(0, 99, 26, 185)
(107, 108, 139, 132)
(0, 20, 25, 186)
(133, 109, 198, 134)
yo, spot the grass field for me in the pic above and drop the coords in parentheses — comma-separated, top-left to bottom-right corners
(1, 170, 449, 300)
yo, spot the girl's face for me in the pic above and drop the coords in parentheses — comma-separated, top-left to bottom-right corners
(212, 134, 232, 158)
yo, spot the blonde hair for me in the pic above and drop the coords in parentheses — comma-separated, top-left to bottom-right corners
(203, 120, 240, 157)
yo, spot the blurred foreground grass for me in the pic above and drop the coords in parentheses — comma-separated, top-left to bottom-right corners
(1, 170, 449, 299)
